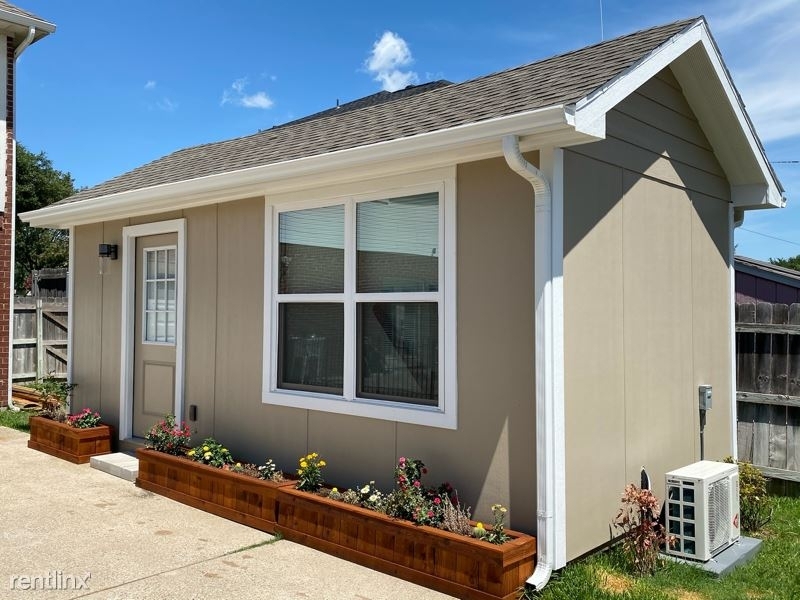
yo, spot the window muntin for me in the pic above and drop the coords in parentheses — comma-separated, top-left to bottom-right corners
(274, 192, 441, 407)
(143, 246, 177, 344)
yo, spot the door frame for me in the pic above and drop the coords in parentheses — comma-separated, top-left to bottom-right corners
(119, 218, 186, 440)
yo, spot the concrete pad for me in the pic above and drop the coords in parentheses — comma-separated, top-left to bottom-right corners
(663, 537, 763, 577)
(90, 452, 139, 481)
(0, 427, 454, 599)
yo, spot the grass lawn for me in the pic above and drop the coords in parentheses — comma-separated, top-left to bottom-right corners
(537, 496, 800, 600)
(0, 409, 31, 432)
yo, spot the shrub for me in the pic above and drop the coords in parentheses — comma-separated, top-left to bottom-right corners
(32, 374, 76, 422)
(66, 407, 101, 428)
(187, 437, 234, 468)
(438, 494, 473, 536)
(257, 458, 284, 482)
(145, 415, 191, 455)
(613, 483, 672, 576)
(724, 456, 772, 532)
(297, 452, 326, 492)
(355, 480, 386, 511)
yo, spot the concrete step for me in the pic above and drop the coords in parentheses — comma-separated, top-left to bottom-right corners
(90, 452, 139, 481)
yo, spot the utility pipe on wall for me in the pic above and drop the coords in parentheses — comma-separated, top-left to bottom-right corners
(502, 135, 558, 591)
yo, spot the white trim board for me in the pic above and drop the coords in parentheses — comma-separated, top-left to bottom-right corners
(119, 219, 186, 440)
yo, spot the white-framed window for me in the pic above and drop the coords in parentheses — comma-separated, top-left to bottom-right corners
(262, 168, 457, 429)
(143, 246, 177, 344)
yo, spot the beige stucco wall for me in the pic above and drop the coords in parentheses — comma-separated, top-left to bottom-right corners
(562, 67, 732, 560)
(70, 154, 539, 531)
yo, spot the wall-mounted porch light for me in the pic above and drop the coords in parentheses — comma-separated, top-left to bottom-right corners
(98, 243, 118, 275)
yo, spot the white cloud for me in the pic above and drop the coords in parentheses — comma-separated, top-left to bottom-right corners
(155, 97, 177, 112)
(365, 31, 419, 92)
(144, 80, 156, 91)
(221, 77, 274, 109)
(707, 0, 800, 143)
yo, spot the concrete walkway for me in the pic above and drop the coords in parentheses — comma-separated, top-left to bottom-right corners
(0, 426, 454, 599)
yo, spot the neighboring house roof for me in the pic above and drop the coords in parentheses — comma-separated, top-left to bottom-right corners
(22, 16, 785, 228)
(735, 255, 800, 288)
(0, 0, 55, 43)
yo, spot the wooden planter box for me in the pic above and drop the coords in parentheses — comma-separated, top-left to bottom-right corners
(135, 448, 295, 534)
(27, 415, 113, 464)
(276, 486, 536, 600)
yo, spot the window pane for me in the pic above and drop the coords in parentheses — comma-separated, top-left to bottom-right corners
(157, 250, 167, 279)
(357, 302, 438, 405)
(146, 251, 157, 279)
(278, 303, 344, 394)
(167, 281, 176, 311)
(167, 312, 176, 344)
(146, 282, 156, 311)
(157, 281, 166, 310)
(156, 312, 166, 341)
(357, 193, 438, 293)
(167, 249, 176, 278)
(279, 205, 344, 294)
(145, 312, 156, 341)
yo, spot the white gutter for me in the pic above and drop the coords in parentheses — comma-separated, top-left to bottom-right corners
(502, 134, 560, 591)
(21, 105, 589, 229)
(14, 26, 35, 58)
(6, 27, 36, 411)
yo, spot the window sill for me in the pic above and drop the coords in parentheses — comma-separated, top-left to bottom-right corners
(262, 388, 457, 429)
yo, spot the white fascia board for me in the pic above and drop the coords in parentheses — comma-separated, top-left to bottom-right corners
(573, 19, 784, 210)
(21, 105, 589, 228)
(0, 9, 55, 35)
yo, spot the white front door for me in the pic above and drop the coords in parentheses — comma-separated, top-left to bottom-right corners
(132, 234, 178, 438)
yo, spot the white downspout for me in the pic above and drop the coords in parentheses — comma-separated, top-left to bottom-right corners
(6, 27, 36, 410)
(729, 206, 744, 459)
(502, 135, 560, 590)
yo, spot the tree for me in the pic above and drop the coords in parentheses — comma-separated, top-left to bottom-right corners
(14, 144, 76, 293)
(769, 255, 800, 272)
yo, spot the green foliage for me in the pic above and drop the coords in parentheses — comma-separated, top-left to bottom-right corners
(256, 458, 284, 482)
(144, 414, 191, 455)
(30, 374, 76, 421)
(354, 480, 387, 511)
(0, 409, 31, 432)
(296, 452, 326, 492)
(187, 437, 234, 468)
(723, 456, 773, 531)
(769, 255, 800, 272)
(14, 145, 76, 293)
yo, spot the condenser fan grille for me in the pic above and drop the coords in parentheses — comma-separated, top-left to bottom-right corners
(707, 477, 731, 554)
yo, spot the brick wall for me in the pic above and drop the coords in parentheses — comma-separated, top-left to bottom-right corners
(0, 36, 13, 407)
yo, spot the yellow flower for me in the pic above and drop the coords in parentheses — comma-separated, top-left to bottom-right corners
(319, 460, 326, 467)
(222, 448, 228, 453)
(203, 446, 210, 452)
(331, 487, 339, 493)
(476, 522, 485, 530)
(187, 450, 195, 456)
(300, 461, 308, 469)
(204, 452, 212, 460)
(235, 462, 241, 468)
(298, 469, 304, 475)
(311, 452, 318, 458)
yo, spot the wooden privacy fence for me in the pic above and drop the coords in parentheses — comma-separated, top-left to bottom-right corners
(736, 301, 800, 484)
(12, 269, 69, 382)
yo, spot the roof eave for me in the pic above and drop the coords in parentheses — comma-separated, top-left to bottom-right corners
(0, 8, 56, 44)
(22, 104, 596, 229)
(571, 17, 784, 211)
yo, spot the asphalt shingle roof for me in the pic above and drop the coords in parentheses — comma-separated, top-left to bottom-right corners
(60, 17, 698, 205)
(0, 0, 51, 25)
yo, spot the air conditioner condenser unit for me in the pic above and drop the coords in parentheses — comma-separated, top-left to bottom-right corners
(664, 460, 740, 561)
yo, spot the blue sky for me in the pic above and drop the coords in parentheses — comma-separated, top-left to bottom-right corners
(14, 0, 800, 261)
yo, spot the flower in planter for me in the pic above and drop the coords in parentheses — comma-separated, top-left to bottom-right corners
(297, 452, 326, 492)
(189, 437, 235, 468)
(473, 504, 511, 545)
(31, 374, 77, 423)
(145, 415, 191, 456)
(257, 458, 284, 482)
(66, 407, 101, 429)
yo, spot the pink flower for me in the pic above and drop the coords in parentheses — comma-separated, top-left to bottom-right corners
(398, 457, 405, 465)
(422, 468, 428, 474)
(413, 480, 421, 488)
(427, 511, 434, 518)
(434, 497, 441, 505)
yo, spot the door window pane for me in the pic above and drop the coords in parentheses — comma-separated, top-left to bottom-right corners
(279, 205, 344, 294)
(278, 303, 344, 394)
(143, 246, 177, 344)
(357, 193, 438, 293)
(357, 302, 438, 404)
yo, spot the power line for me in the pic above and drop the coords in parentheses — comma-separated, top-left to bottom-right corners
(740, 227, 800, 248)
(773, 160, 799, 164)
